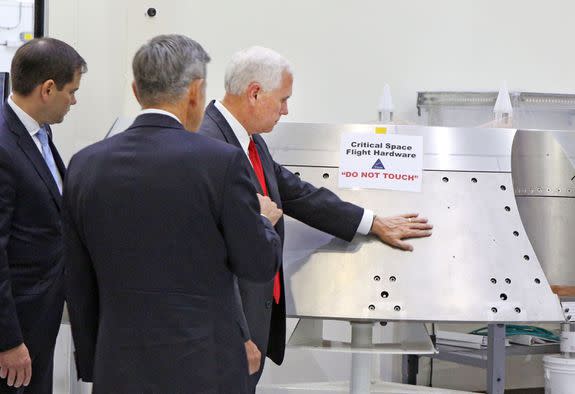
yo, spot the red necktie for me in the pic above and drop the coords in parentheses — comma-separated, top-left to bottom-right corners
(248, 139, 280, 304)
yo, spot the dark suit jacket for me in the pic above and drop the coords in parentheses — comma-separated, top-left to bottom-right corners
(0, 103, 66, 353)
(63, 113, 282, 394)
(198, 101, 364, 365)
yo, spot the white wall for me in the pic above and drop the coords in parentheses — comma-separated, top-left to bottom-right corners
(45, 0, 571, 391)
(47, 0, 575, 163)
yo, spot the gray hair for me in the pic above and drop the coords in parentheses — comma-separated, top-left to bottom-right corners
(132, 34, 210, 105)
(224, 46, 292, 95)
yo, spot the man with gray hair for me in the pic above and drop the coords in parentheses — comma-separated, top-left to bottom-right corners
(199, 46, 433, 390)
(63, 35, 283, 393)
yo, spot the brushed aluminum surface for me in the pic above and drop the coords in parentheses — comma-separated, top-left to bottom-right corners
(512, 129, 575, 286)
(266, 123, 515, 172)
(261, 123, 564, 323)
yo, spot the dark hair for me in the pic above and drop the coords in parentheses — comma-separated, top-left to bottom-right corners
(10, 37, 87, 96)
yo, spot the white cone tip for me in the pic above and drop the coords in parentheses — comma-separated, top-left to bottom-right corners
(378, 84, 394, 112)
(494, 80, 513, 114)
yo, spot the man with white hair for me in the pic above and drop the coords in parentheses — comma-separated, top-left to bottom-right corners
(198, 46, 433, 391)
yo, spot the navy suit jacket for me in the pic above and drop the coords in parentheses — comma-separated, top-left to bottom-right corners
(0, 103, 66, 353)
(199, 101, 364, 365)
(63, 114, 281, 393)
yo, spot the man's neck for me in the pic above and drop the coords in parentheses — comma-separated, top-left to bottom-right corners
(221, 95, 254, 135)
(11, 93, 42, 124)
(141, 103, 184, 125)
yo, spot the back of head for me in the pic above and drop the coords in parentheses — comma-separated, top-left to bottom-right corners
(132, 34, 210, 107)
(11, 37, 87, 96)
(224, 46, 292, 95)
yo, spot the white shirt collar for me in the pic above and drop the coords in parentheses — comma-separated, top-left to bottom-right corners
(6, 96, 42, 137)
(214, 100, 251, 157)
(138, 108, 182, 125)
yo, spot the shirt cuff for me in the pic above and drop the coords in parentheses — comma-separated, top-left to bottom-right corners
(356, 209, 374, 235)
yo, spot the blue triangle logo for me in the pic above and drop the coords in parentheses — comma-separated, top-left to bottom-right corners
(372, 159, 385, 170)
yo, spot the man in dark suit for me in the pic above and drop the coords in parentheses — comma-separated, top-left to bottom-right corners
(198, 46, 433, 391)
(0, 38, 86, 393)
(63, 35, 283, 393)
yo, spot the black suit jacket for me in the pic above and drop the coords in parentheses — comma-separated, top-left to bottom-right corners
(0, 103, 66, 352)
(63, 114, 281, 393)
(198, 101, 364, 365)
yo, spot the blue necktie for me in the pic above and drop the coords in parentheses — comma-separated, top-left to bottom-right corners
(36, 127, 62, 194)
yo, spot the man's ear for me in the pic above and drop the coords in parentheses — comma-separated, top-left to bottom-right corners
(39, 79, 56, 101)
(246, 82, 261, 105)
(131, 81, 143, 105)
(188, 79, 204, 107)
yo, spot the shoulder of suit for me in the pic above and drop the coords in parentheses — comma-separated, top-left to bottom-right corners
(193, 132, 241, 155)
(197, 112, 224, 137)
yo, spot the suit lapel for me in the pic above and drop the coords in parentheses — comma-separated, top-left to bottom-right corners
(206, 102, 264, 194)
(206, 102, 242, 146)
(4, 105, 62, 210)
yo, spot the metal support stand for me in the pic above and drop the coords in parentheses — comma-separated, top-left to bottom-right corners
(404, 324, 545, 394)
(350, 322, 373, 394)
(401, 355, 419, 385)
(560, 321, 575, 358)
(487, 324, 506, 394)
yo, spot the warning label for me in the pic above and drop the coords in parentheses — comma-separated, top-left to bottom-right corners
(339, 133, 423, 192)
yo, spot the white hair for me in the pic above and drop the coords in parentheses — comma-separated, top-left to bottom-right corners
(224, 46, 292, 95)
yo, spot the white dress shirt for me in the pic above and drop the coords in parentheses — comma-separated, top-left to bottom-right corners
(139, 108, 182, 124)
(213, 100, 374, 235)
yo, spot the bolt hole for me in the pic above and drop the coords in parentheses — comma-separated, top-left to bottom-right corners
(505, 278, 511, 284)
(381, 291, 389, 298)
(524, 255, 530, 261)
(500, 185, 507, 191)
(492, 307, 498, 313)
(394, 305, 401, 311)
(294, 172, 301, 177)
(389, 276, 397, 282)
(515, 307, 521, 313)
(373, 276, 381, 282)
(442, 177, 449, 183)
(513, 231, 519, 237)
(369, 304, 375, 311)
(500, 293, 508, 301)
(505, 206, 511, 212)
(535, 278, 541, 284)
(322, 173, 329, 179)
(471, 177, 477, 183)
(490, 278, 497, 284)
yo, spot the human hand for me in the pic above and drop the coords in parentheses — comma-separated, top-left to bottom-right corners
(0, 343, 31, 388)
(244, 340, 261, 375)
(258, 194, 283, 226)
(370, 213, 432, 251)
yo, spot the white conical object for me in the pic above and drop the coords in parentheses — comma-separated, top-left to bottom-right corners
(378, 84, 394, 122)
(493, 80, 513, 115)
(378, 84, 394, 112)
